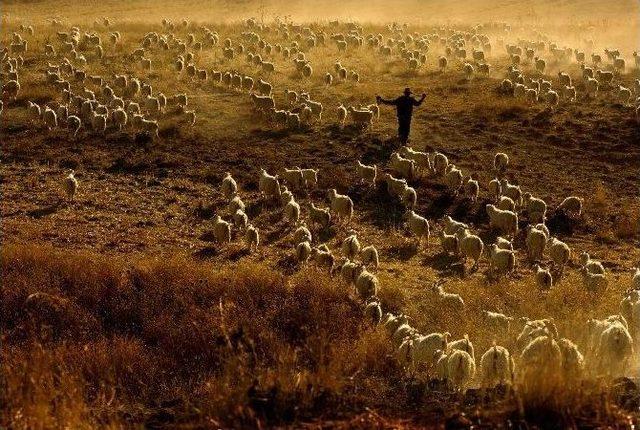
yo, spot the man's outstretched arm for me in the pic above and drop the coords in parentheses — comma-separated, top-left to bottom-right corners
(376, 95, 397, 105)
(413, 93, 427, 106)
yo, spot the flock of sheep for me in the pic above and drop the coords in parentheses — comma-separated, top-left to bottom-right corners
(2, 15, 639, 396)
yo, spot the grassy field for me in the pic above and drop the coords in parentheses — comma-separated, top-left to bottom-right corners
(1, 0, 640, 427)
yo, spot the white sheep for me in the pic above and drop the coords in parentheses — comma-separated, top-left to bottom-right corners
(228, 196, 245, 215)
(479, 343, 514, 388)
(488, 178, 501, 201)
(340, 259, 363, 285)
(580, 266, 607, 292)
(385, 174, 407, 198)
(533, 264, 553, 290)
(311, 247, 335, 272)
(407, 210, 430, 246)
(390, 152, 415, 180)
(282, 167, 304, 190)
(482, 310, 513, 333)
(519, 333, 562, 391)
(596, 321, 634, 377)
(579, 252, 605, 275)
(444, 164, 463, 195)
(62, 170, 78, 201)
(259, 168, 281, 200)
(443, 215, 468, 235)
(364, 298, 382, 324)
(67, 115, 81, 137)
(439, 230, 459, 255)
(486, 204, 518, 236)
(360, 245, 379, 269)
(497, 196, 516, 212)
(464, 177, 479, 202)
(233, 209, 248, 229)
(245, 225, 259, 251)
(337, 104, 348, 125)
(43, 107, 58, 130)
(348, 106, 374, 128)
(558, 338, 584, 380)
(523, 193, 547, 224)
(456, 229, 483, 269)
(284, 199, 300, 225)
(327, 189, 353, 222)
(296, 241, 312, 264)
(411, 332, 450, 367)
(500, 179, 522, 206)
(355, 269, 378, 300)
(493, 152, 509, 173)
(488, 244, 516, 278)
(431, 282, 464, 311)
(525, 225, 547, 261)
(221, 172, 237, 199)
(293, 225, 312, 245)
(399, 146, 431, 172)
(446, 350, 475, 393)
(557, 196, 583, 217)
(548, 237, 571, 275)
(212, 215, 232, 244)
(341, 233, 361, 259)
(432, 152, 449, 176)
(356, 160, 377, 186)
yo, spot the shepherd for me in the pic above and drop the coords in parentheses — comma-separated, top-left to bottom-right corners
(376, 88, 426, 145)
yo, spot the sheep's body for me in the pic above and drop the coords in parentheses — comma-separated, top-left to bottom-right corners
(412, 332, 450, 367)
(439, 230, 459, 255)
(486, 204, 518, 236)
(447, 350, 475, 392)
(259, 169, 281, 200)
(448, 335, 475, 360)
(296, 241, 312, 263)
(245, 225, 259, 251)
(285, 199, 301, 224)
(500, 179, 522, 206)
(488, 178, 501, 201)
(309, 203, 331, 228)
(221, 173, 238, 199)
(534, 264, 553, 290)
(390, 152, 416, 180)
(432, 284, 465, 311)
(327, 189, 353, 221)
(233, 209, 248, 229)
(364, 299, 382, 324)
(523, 193, 547, 224)
(399, 146, 431, 172)
(407, 210, 430, 245)
(519, 335, 562, 389)
(282, 167, 304, 190)
(228, 196, 245, 215)
(456, 229, 483, 269)
(489, 244, 516, 277)
(360, 244, 379, 269)
(464, 177, 479, 202)
(293, 225, 312, 245)
(341, 234, 361, 259)
(558, 338, 584, 380)
(212, 215, 232, 244)
(355, 270, 378, 300)
(494, 152, 509, 172)
(526, 226, 546, 261)
(557, 196, 583, 217)
(62, 171, 78, 200)
(356, 160, 376, 185)
(385, 174, 407, 198)
(443, 215, 468, 235)
(433, 152, 449, 176)
(596, 322, 633, 377)
(311, 247, 335, 272)
(579, 252, 605, 275)
(479, 344, 514, 388)
(549, 237, 571, 274)
(482, 310, 513, 333)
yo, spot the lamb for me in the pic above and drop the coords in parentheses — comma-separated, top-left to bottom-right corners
(42, 107, 58, 130)
(456, 229, 483, 269)
(303, 99, 323, 123)
(311, 247, 335, 273)
(221, 172, 237, 199)
(299, 168, 319, 188)
(341, 233, 361, 259)
(432, 152, 449, 176)
(533, 264, 553, 290)
(282, 167, 304, 190)
(309, 203, 331, 229)
(407, 210, 430, 246)
(67, 115, 82, 137)
(392, 323, 416, 347)
(337, 104, 348, 125)
(293, 225, 312, 245)
(245, 225, 260, 251)
(493, 152, 509, 173)
(585, 77, 599, 98)
(580, 266, 607, 292)
(500, 179, 522, 206)
(212, 215, 232, 244)
(364, 298, 382, 325)
(356, 160, 377, 186)
(384, 174, 407, 198)
(557, 196, 583, 217)
(258, 168, 281, 200)
(464, 177, 479, 202)
(348, 106, 374, 128)
(579, 252, 605, 275)
(389, 152, 416, 180)
(488, 244, 516, 277)
(543, 90, 560, 106)
(525, 225, 547, 261)
(482, 310, 513, 333)
(401, 186, 417, 209)
(360, 245, 379, 269)
(443, 215, 468, 235)
(444, 165, 463, 195)
(486, 204, 518, 236)
(411, 332, 450, 367)
(62, 170, 78, 200)
(548, 237, 571, 275)
(355, 270, 378, 300)
(479, 343, 514, 388)
(596, 321, 633, 377)
(327, 189, 353, 222)
(431, 282, 464, 311)
(488, 178, 501, 201)
(399, 146, 431, 172)
(296, 241, 312, 264)
(497, 196, 516, 212)
(284, 199, 300, 224)
(446, 350, 475, 393)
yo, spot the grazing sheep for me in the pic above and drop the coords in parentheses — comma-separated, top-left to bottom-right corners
(407, 210, 430, 246)
(282, 167, 304, 190)
(486, 204, 518, 236)
(494, 153, 509, 173)
(439, 230, 459, 255)
(327, 189, 353, 222)
(364, 298, 382, 324)
(443, 215, 468, 235)
(340, 259, 363, 285)
(488, 178, 501, 201)
(389, 152, 416, 180)
(431, 282, 464, 311)
(62, 171, 78, 200)
(233, 209, 248, 229)
(456, 229, 483, 269)
(579, 252, 605, 275)
(348, 106, 374, 127)
(221, 172, 237, 199)
(497, 196, 516, 212)
(311, 246, 335, 273)
(67, 115, 81, 137)
(500, 179, 522, 206)
(580, 266, 607, 292)
(585, 77, 599, 98)
(596, 321, 633, 377)
(212, 215, 232, 244)
(432, 152, 449, 176)
(360, 245, 379, 269)
(296, 241, 312, 264)
(558, 338, 584, 380)
(482, 311, 513, 333)
(488, 244, 516, 278)
(293, 225, 312, 245)
(479, 343, 515, 388)
(341, 233, 361, 259)
(299, 168, 319, 188)
(444, 165, 463, 195)
(399, 146, 431, 172)
(525, 225, 547, 261)
(356, 160, 377, 186)
(337, 104, 348, 125)
(42, 107, 58, 130)
(355, 270, 379, 300)
(258, 168, 281, 200)
(548, 237, 571, 275)
(307, 202, 330, 229)
(534, 264, 553, 290)
(284, 199, 300, 225)
(245, 225, 260, 251)
(557, 196, 583, 217)
(447, 350, 476, 393)
(464, 177, 479, 202)
(385, 173, 408, 198)
(412, 332, 450, 367)
(401, 185, 417, 209)
(519, 333, 562, 390)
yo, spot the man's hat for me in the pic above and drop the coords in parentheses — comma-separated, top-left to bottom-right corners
(404, 87, 412, 95)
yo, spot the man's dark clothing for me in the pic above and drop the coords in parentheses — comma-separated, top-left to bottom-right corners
(379, 95, 424, 144)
